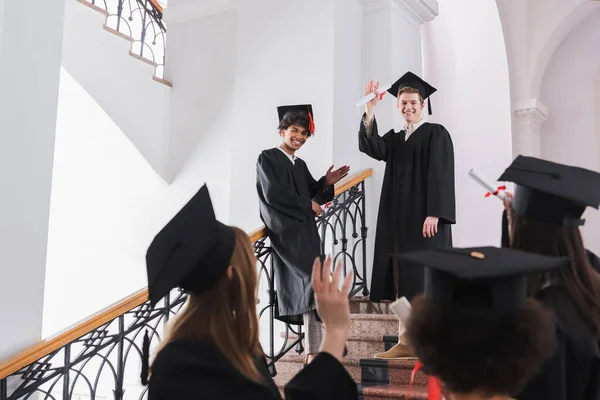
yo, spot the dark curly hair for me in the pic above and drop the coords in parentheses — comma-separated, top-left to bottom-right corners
(277, 110, 312, 137)
(407, 295, 556, 397)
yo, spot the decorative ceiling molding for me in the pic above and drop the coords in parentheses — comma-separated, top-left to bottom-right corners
(362, 0, 438, 24)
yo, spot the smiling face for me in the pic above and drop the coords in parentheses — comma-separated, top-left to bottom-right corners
(397, 88, 424, 125)
(280, 124, 309, 153)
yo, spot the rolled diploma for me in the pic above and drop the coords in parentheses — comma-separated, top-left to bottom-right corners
(468, 168, 507, 201)
(353, 83, 392, 108)
(389, 296, 412, 325)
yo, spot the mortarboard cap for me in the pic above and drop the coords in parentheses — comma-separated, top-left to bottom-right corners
(277, 104, 315, 134)
(394, 247, 568, 314)
(145, 184, 236, 306)
(387, 71, 437, 115)
(498, 156, 600, 227)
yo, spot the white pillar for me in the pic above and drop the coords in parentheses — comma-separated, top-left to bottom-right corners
(513, 99, 548, 158)
(0, 0, 66, 359)
(360, 0, 438, 287)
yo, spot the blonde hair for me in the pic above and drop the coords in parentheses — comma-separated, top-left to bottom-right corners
(153, 227, 263, 381)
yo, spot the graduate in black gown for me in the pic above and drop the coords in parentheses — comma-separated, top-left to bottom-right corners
(400, 246, 565, 400)
(498, 156, 600, 400)
(358, 72, 456, 359)
(144, 185, 358, 400)
(256, 105, 350, 364)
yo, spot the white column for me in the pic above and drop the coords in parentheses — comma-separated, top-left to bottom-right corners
(360, 0, 438, 287)
(513, 99, 548, 158)
(0, 0, 66, 359)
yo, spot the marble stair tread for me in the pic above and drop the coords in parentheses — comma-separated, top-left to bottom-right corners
(359, 383, 429, 399)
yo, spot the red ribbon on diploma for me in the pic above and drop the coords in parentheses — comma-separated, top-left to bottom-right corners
(405, 361, 442, 400)
(484, 185, 506, 198)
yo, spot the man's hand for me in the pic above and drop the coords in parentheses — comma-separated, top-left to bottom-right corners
(364, 79, 384, 121)
(312, 201, 323, 216)
(325, 165, 350, 186)
(423, 216, 439, 238)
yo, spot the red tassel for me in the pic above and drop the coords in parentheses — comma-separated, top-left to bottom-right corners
(308, 106, 315, 134)
(406, 361, 442, 400)
(428, 377, 442, 400)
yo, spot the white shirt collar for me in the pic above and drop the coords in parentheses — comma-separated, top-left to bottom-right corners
(404, 118, 426, 139)
(277, 146, 296, 165)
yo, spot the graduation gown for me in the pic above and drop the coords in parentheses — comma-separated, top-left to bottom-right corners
(358, 117, 456, 302)
(256, 148, 334, 323)
(149, 339, 358, 400)
(516, 285, 600, 400)
(588, 249, 600, 274)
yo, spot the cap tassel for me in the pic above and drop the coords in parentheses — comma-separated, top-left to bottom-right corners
(428, 98, 432, 115)
(308, 107, 315, 134)
(140, 329, 150, 386)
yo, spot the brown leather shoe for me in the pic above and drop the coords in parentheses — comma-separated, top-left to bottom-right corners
(373, 342, 416, 359)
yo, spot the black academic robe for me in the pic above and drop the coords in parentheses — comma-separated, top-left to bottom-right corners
(149, 339, 358, 400)
(587, 249, 600, 274)
(358, 116, 456, 302)
(516, 285, 600, 400)
(256, 148, 334, 324)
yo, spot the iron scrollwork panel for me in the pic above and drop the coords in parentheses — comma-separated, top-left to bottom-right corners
(0, 180, 369, 397)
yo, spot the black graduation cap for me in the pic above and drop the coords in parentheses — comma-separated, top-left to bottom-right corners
(387, 71, 437, 115)
(498, 155, 600, 227)
(145, 184, 236, 306)
(277, 104, 315, 134)
(394, 247, 568, 313)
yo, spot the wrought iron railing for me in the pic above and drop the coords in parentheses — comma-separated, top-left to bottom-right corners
(0, 169, 372, 399)
(86, 0, 167, 78)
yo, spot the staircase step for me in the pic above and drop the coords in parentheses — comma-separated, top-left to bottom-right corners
(279, 332, 399, 358)
(350, 297, 393, 314)
(273, 355, 428, 388)
(359, 383, 428, 399)
(361, 358, 428, 387)
(351, 313, 398, 337)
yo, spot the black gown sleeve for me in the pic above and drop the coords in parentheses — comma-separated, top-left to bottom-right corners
(426, 126, 456, 224)
(257, 152, 313, 221)
(358, 114, 393, 161)
(516, 327, 568, 400)
(586, 249, 600, 274)
(501, 209, 510, 248)
(301, 163, 334, 205)
(284, 352, 358, 400)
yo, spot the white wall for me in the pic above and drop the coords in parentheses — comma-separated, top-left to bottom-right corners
(43, 68, 164, 335)
(163, 9, 237, 221)
(423, 0, 512, 247)
(61, 0, 172, 182)
(333, 0, 363, 172)
(227, 0, 337, 232)
(539, 8, 600, 254)
(0, 0, 66, 360)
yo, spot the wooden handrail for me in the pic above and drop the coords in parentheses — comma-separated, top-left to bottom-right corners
(0, 168, 372, 379)
(149, 0, 163, 15)
(248, 168, 373, 242)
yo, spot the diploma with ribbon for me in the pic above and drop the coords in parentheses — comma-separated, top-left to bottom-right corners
(353, 82, 392, 108)
(468, 168, 507, 202)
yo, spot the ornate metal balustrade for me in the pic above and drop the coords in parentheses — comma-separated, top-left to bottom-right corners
(0, 170, 371, 399)
(86, 0, 167, 78)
